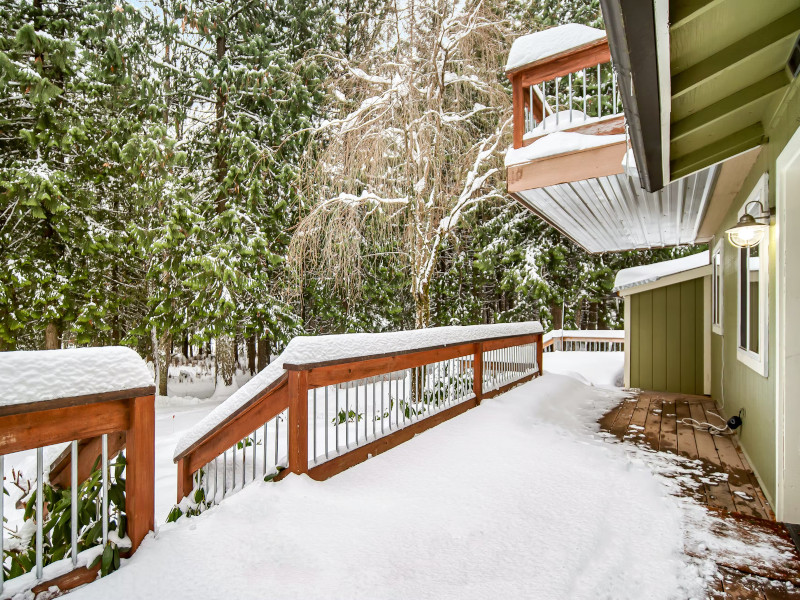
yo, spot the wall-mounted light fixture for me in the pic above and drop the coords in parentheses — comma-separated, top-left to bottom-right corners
(726, 200, 771, 248)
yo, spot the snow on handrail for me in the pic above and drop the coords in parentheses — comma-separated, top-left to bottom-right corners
(543, 329, 624, 343)
(174, 322, 543, 460)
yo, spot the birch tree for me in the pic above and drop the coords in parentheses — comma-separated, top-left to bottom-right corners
(291, 0, 511, 328)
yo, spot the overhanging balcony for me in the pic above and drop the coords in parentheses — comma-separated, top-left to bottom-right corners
(504, 25, 721, 253)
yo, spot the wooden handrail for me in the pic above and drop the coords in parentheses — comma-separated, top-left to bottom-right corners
(175, 330, 544, 503)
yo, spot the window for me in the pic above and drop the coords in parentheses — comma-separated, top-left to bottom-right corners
(712, 240, 723, 335)
(737, 174, 769, 376)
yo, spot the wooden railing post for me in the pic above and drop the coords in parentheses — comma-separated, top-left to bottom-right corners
(536, 333, 544, 377)
(512, 74, 525, 149)
(125, 395, 155, 552)
(288, 370, 309, 475)
(473, 343, 484, 404)
(176, 456, 192, 504)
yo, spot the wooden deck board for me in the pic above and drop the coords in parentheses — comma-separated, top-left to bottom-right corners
(597, 390, 796, 600)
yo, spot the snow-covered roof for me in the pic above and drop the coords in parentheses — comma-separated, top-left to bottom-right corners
(613, 251, 710, 293)
(0, 347, 153, 408)
(506, 24, 606, 73)
(174, 322, 544, 459)
(505, 131, 626, 167)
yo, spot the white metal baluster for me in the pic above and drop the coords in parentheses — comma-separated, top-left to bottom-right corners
(597, 63, 602, 118)
(102, 433, 108, 546)
(213, 456, 218, 503)
(568, 72, 573, 122)
(313, 387, 317, 464)
(345, 385, 350, 449)
(582, 69, 587, 118)
(355, 381, 360, 446)
(380, 375, 386, 434)
(275, 414, 280, 466)
(252, 431, 257, 480)
(263, 423, 268, 476)
(223, 450, 227, 497)
(35, 447, 43, 579)
(335, 387, 340, 453)
(529, 86, 534, 127)
(232, 442, 237, 489)
(70, 441, 77, 566)
(325, 386, 330, 460)
(397, 371, 402, 426)
(542, 83, 547, 130)
(555, 77, 559, 126)
(612, 65, 617, 114)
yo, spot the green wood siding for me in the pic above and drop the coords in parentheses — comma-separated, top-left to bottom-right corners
(630, 278, 705, 395)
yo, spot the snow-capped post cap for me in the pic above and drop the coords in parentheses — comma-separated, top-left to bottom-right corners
(0, 346, 154, 410)
(505, 24, 606, 74)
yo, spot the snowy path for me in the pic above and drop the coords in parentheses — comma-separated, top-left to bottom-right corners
(70, 374, 707, 600)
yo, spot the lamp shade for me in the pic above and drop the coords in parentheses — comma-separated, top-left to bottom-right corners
(726, 213, 768, 248)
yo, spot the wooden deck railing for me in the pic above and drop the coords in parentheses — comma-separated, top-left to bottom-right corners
(542, 329, 624, 352)
(174, 325, 544, 507)
(0, 385, 155, 597)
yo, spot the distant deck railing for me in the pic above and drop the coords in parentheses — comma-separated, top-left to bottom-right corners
(173, 324, 544, 509)
(542, 329, 624, 352)
(0, 349, 155, 598)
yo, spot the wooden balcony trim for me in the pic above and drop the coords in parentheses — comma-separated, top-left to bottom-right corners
(0, 385, 155, 418)
(507, 139, 627, 193)
(507, 38, 610, 86)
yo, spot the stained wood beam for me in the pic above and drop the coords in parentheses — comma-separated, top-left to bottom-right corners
(672, 8, 800, 99)
(670, 123, 765, 181)
(672, 71, 789, 142)
(507, 140, 627, 193)
(670, 0, 725, 31)
(522, 114, 626, 147)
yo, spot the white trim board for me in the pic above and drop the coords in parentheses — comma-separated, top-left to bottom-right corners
(617, 265, 711, 297)
(776, 125, 800, 523)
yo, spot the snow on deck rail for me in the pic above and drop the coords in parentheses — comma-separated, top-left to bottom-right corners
(0, 346, 154, 409)
(174, 322, 543, 460)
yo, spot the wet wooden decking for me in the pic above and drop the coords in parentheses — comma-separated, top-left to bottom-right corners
(599, 391, 800, 599)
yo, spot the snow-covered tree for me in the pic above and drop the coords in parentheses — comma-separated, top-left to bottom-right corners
(291, 0, 512, 328)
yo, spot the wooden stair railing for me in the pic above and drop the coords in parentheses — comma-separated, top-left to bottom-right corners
(174, 329, 544, 504)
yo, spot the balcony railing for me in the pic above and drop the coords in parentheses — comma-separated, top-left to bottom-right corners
(173, 324, 544, 509)
(542, 329, 625, 353)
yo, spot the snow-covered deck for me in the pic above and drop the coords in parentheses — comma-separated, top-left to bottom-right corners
(66, 356, 800, 600)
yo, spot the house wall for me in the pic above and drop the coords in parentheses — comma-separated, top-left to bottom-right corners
(629, 277, 706, 395)
(710, 76, 800, 508)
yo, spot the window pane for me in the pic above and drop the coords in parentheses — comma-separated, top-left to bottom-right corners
(749, 245, 760, 353)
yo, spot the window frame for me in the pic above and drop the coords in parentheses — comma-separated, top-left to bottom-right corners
(711, 239, 724, 335)
(736, 173, 769, 376)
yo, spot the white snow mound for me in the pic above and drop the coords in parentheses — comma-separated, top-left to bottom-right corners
(0, 346, 153, 407)
(505, 131, 626, 167)
(506, 24, 606, 72)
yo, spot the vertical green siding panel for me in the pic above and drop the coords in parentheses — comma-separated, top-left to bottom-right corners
(640, 291, 653, 390)
(695, 279, 705, 394)
(680, 281, 697, 394)
(666, 285, 682, 392)
(652, 287, 667, 390)
(631, 295, 640, 386)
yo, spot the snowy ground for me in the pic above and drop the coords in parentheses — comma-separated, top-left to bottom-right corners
(68, 368, 717, 600)
(543, 350, 625, 387)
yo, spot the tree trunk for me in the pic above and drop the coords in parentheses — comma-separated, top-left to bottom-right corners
(413, 285, 431, 329)
(216, 335, 236, 387)
(588, 302, 599, 330)
(550, 302, 563, 331)
(257, 337, 268, 372)
(574, 299, 585, 330)
(158, 332, 171, 397)
(45, 321, 60, 350)
(182, 334, 189, 359)
(247, 334, 256, 375)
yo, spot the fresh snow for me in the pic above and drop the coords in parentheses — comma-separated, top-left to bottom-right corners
(504, 132, 626, 167)
(174, 323, 543, 459)
(543, 350, 624, 388)
(523, 111, 598, 139)
(613, 251, 710, 292)
(70, 374, 709, 600)
(0, 347, 152, 407)
(506, 24, 606, 72)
